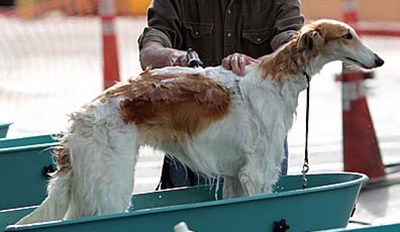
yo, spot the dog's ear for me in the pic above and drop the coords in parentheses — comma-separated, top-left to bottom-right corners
(297, 25, 324, 54)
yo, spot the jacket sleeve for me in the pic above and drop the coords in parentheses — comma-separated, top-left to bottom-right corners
(270, 0, 304, 51)
(138, 0, 183, 50)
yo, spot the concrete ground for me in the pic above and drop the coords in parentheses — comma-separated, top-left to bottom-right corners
(0, 16, 399, 229)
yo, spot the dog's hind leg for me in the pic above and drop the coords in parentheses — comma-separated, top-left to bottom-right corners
(64, 118, 140, 219)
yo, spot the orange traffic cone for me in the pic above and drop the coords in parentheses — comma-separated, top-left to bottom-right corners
(99, 0, 120, 89)
(341, 65, 385, 180)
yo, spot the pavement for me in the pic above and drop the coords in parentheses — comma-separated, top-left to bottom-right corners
(0, 16, 399, 229)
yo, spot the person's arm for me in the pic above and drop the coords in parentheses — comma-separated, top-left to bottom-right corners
(270, 0, 305, 51)
(138, 0, 187, 70)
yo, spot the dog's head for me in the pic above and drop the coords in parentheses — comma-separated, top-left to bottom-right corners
(297, 19, 384, 69)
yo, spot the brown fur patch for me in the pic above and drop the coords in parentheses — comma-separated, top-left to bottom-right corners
(258, 20, 351, 82)
(315, 21, 349, 42)
(100, 69, 231, 142)
(258, 40, 300, 82)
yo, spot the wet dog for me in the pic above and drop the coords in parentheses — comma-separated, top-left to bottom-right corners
(17, 19, 384, 224)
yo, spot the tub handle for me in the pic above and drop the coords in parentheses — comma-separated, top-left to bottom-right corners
(42, 164, 56, 178)
(273, 219, 290, 232)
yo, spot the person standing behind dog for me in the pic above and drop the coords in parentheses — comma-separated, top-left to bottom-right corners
(138, 0, 304, 189)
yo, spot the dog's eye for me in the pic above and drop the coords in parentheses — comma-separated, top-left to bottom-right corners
(343, 33, 353, 40)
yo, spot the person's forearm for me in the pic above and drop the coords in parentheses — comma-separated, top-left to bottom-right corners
(271, 0, 304, 51)
(139, 42, 186, 70)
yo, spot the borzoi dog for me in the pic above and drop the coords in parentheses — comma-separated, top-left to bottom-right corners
(17, 19, 384, 225)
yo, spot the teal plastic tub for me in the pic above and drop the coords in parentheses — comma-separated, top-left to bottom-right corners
(0, 173, 368, 232)
(321, 223, 400, 232)
(0, 134, 56, 149)
(0, 123, 12, 138)
(0, 134, 59, 210)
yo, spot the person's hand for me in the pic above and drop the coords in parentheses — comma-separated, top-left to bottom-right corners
(161, 48, 188, 67)
(171, 51, 188, 67)
(222, 53, 259, 76)
(140, 42, 188, 69)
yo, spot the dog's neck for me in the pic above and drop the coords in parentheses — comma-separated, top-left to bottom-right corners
(257, 39, 330, 84)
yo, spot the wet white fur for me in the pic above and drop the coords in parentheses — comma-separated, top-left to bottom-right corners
(16, 65, 308, 225)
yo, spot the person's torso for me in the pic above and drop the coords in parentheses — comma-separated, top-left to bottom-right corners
(176, 0, 279, 66)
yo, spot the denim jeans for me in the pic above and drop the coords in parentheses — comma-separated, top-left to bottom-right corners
(158, 138, 289, 189)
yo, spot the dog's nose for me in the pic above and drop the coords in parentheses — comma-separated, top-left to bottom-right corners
(374, 54, 384, 67)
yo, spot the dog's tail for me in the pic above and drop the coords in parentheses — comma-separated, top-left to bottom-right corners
(16, 145, 72, 225)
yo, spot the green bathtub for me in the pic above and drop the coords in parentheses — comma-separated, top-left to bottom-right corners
(0, 173, 368, 232)
(0, 123, 12, 138)
(0, 134, 59, 210)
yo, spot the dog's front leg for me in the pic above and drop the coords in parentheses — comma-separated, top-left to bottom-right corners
(238, 162, 269, 196)
(222, 176, 245, 199)
(238, 150, 283, 196)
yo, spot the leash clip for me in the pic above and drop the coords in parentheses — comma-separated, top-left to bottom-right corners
(301, 161, 309, 189)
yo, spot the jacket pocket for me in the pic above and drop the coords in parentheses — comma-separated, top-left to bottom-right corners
(183, 22, 214, 65)
(242, 28, 274, 58)
(183, 22, 213, 39)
